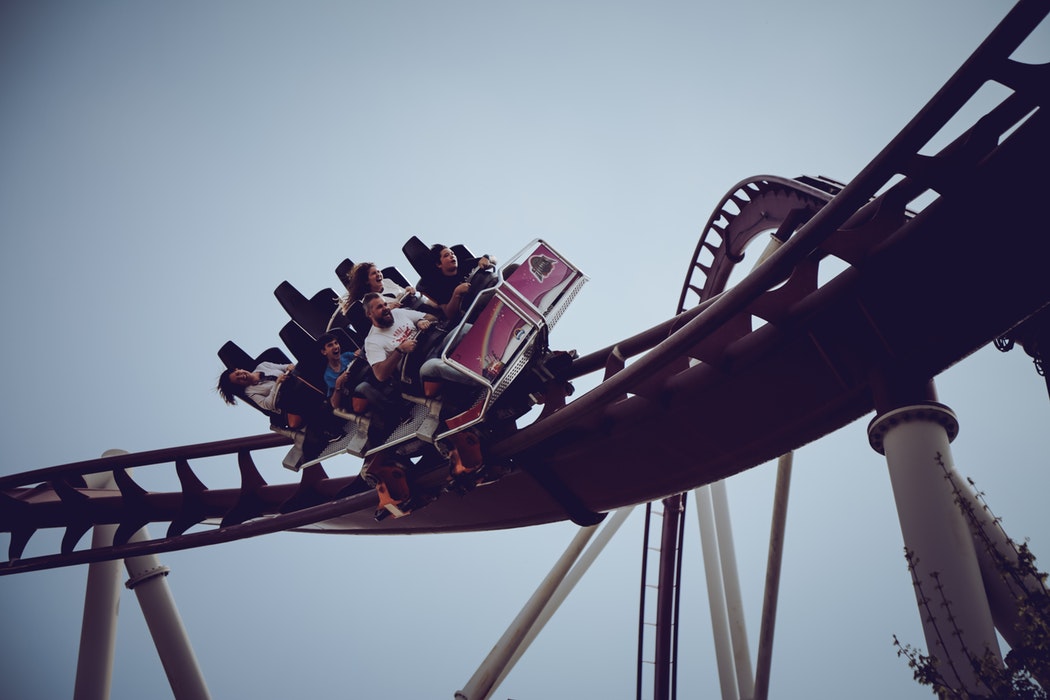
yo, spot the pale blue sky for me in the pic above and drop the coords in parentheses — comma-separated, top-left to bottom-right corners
(1, 1, 1048, 698)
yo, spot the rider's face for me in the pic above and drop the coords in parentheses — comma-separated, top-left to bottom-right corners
(368, 297, 393, 327)
(322, 338, 341, 360)
(437, 247, 458, 276)
(228, 369, 254, 386)
(368, 265, 383, 292)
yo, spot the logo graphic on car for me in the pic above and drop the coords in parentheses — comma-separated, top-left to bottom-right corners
(528, 254, 557, 281)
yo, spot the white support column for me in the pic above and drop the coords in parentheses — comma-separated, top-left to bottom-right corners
(695, 485, 739, 700)
(711, 479, 754, 700)
(491, 508, 635, 694)
(74, 522, 122, 700)
(455, 522, 600, 700)
(868, 402, 1003, 694)
(753, 452, 792, 700)
(73, 457, 127, 700)
(948, 463, 1050, 686)
(74, 454, 210, 700)
(125, 527, 211, 700)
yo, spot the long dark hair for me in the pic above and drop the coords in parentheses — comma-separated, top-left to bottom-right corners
(216, 368, 243, 405)
(346, 261, 378, 303)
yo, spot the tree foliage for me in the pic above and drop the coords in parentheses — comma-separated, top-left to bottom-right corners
(894, 470, 1048, 699)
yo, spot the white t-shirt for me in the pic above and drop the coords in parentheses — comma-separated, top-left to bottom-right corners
(363, 307, 426, 368)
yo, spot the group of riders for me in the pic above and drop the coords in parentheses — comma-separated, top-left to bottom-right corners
(217, 242, 502, 471)
(216, 238, 582, 518)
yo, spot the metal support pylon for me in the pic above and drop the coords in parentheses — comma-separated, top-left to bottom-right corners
(456, 508, 634, 700)
(868, 384, 1003, 695)
(72, 455, 210, 700)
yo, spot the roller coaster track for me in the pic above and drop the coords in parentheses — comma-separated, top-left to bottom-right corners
(1, 0, 1048, 580)
(633, 172, 851, 696)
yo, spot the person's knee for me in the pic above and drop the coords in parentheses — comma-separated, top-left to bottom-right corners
(419, 358, 441, 381)
(355, 383, 380, 405)
(420, 357, 472, 386)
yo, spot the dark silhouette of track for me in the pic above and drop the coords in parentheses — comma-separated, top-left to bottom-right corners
(2, 0, 1048, 577)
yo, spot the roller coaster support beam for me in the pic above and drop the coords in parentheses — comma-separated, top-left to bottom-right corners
(948, 464, 1050, 690)
(455, 523, 598, 700)
(713, 480, 753, 699)
(492, 508, 635, 694)
(753, 453, 792, 700)
(696, 487, 741, 700)
(689, 230, 784, 700)
(867, 382, 1003, 695)
(72, 460, 210, 700)
(695, 457, 790, 700)
(653, 494, 685, 700)
(456, 510, 633, 700)
(74, 471, 123, 700)
(123, 526, 210, 700)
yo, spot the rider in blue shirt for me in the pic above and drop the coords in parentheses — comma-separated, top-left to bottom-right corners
(319, 332, 360, 411)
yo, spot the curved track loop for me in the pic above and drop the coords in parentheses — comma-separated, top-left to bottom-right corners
(638, 173, 849, 695)
(677, 174, 844, 312)
(2, 0, 1049, 576)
